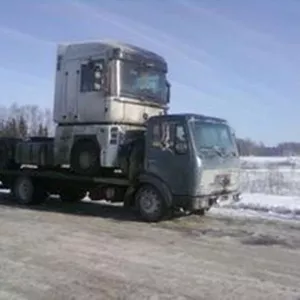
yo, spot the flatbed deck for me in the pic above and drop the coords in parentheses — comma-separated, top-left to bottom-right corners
(0, 168, 130, 189)
(0, 167, 132, 208)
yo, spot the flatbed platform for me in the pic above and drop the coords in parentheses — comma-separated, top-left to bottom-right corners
(0, 167, 132, 210)
(0, 168, 130, 187)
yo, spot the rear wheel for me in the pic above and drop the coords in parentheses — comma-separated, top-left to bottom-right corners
(71, 141, 100, 176)
(135, 184, 166, 222)
(12, 176, 48, 205)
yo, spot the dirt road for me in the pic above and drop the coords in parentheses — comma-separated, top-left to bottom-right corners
(0, 192, 300, 300)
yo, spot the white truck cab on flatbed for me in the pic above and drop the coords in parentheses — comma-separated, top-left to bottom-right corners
(52, 41, 170, 173)
(14, 41, 170, 175)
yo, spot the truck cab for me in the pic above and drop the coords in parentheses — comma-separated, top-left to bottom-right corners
(5, 41, 170, 176)
(130, 113, 240, 221)
(52, 41, 170, 175)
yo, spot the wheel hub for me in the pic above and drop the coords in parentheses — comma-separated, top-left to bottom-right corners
(79, 151, 93, 169)
(140, 189, 160, 214)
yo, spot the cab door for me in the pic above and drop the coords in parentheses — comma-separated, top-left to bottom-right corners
(76, 59, 107, 122)
(145, 118, 191, 195)
(60, 59, 79, 122)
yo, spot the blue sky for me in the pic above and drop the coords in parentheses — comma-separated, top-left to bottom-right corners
(0, 0, 299, 145)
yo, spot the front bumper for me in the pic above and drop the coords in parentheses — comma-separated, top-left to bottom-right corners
(173, 190, 240, 211)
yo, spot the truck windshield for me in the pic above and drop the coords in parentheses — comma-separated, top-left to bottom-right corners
(190, 121, 237, 157)
(119, 60, 168, 104)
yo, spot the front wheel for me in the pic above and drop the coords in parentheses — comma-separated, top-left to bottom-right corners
(135, 184, 166, 222)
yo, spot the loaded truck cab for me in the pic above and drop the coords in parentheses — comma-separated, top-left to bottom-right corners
(52, 40, 170, 175)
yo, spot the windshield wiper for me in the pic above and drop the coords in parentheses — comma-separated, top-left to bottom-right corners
(199, 146, 225, 157)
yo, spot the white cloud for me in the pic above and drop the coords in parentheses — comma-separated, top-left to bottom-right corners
(0, 26, 55, 47)
(65, 0, 284, 114)
(63, 0, 215, 72)
(175, 0, 296, 55)
(176, 0, 271, 42)
(0, 66, 51, 85)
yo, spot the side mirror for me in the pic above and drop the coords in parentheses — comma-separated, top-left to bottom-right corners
(174, 141, 188, 154)
(94, 82, 102, 91)
(93, 64, 104, 91)
(94, 69, 102, 79)
(237, 143, 241, 155)
(166, 81, 171, 103)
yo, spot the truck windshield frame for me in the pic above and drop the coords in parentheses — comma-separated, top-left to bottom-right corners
(118, 59, 169, 104)
(189, 120, 238, 157)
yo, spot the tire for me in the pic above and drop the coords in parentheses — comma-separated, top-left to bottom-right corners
(135, 184, 166, 222)
(12, 176, 48, 205)
(60, 190, 86, 203)
(71, 141, 100, 176)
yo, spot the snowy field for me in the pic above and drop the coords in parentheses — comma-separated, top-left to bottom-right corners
(217, 156, 300, 220)
(239, 156, 300, 196)
(1, 156, 300, 221)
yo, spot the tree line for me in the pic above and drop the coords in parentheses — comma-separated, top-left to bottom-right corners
(236, 138, 300, 157)
(0, 103, 53, 139)
(0, 103, 299, 156)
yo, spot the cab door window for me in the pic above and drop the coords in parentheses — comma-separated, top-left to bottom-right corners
(151, 121, 172, 149)
(173, 123, 188, 154)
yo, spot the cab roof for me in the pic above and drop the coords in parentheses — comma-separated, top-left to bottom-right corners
(151, 113, 227, 123)
(57, 40, 166, 65)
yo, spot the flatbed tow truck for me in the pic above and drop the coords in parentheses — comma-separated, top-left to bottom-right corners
(0, 41, 240, 222)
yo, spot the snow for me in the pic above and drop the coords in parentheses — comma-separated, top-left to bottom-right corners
(212, 156, 300, 221)
(240, 168, 300, 196)
(213, 193, 300, 221)
(240, 156, 300, 169)
(241, 156, 300, 162)
(0, 189, 10, 194)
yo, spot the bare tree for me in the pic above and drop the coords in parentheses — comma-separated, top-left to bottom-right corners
(0, 103, 53, 138)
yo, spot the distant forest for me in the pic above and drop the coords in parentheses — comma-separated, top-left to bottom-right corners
(0, 103, 299, 157)
(236, 139, 300, 157)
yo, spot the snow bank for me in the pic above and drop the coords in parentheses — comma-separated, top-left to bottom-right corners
(216, 193, 300, 219)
